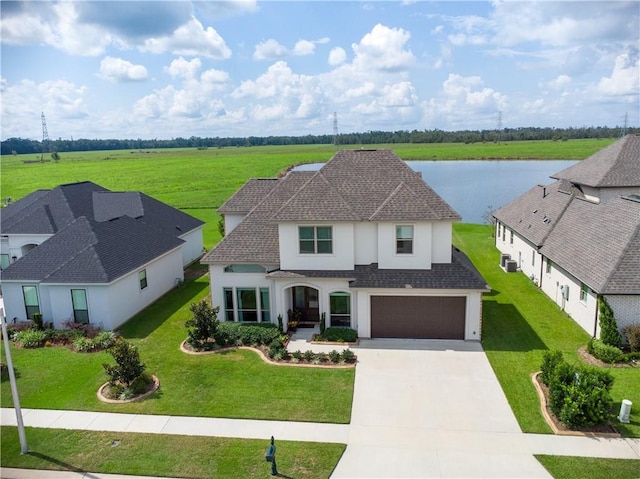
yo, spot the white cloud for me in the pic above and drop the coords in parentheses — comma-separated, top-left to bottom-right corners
(598, 52, 640, 96)
(144, 18, 231, 58)
(99, 57, 148, 82)
(165, 57, 202, 81)
(293, 39, 315, 56)
(546, 75, 572, 90)
(352, 24, 416, 72)
(253, 39, 289, 60)
(328, 47, 347, 66)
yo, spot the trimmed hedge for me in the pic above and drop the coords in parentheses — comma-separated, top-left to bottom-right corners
(588, 338, 624, 364)
(214, 322, 281, 347)
(321, 327, 358, 343)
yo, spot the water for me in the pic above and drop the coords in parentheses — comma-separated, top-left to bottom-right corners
(294, 159, 579, 224)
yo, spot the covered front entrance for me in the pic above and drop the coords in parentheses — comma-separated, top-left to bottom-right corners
(370, 296, 466, 339)
(291, 286, 320, 323)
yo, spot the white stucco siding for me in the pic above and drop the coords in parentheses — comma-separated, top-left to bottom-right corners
(224, 214, 245, 234)
(540, 260, 598, 337)
(495, 222, 542, 283)
(179, 227, 204, 266)
(278, 223, 355, 270)
(605, 295, 640, 339)
(1, 282, 38, 323)
(3, 234, 52, 262)
(353, 288, 482, 341)
(432, 222, 453, 263)
(354, 222, 378, 265)
(46, 285, 110, 329)
(377, 222, 432, 270)
(581, 185, 640, 205)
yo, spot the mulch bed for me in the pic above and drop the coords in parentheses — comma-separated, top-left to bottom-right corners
(97, 375, 160, 404)
(577, 346, 639, 368)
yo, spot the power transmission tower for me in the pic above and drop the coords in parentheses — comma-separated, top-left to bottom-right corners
(495, 111, 502, 142)
(620, 112, 628, 137)
(40, 112, 50, 161)
(333, 111, 339, 146)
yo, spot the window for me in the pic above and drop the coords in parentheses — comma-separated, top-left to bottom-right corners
(299, 226, 332, 254)
(260, 288, 271, 322)
(22, 285, 40, 319)
(71, 289, 89, 323)
(224, 288, 234, 321)
(236, 288, 258, 322)
(510, 230, 514, 245)
(330, 292, 351, 327)
(138, 269, 148, 290)
(580, 283, 588, 303)
(0, 254, 9, 270)
(396, 225, 414, 254)
(224, 264, 266, 273)
(546, 259, 553, 274)
(502, 225, 506, 241)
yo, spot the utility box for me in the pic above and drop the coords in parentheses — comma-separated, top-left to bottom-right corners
(500, 254, 511, 267)
(618, 399, 632, 423)
(505, 260, 518, 272)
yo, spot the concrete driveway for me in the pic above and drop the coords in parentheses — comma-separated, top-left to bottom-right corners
(332, 339, 552, 478)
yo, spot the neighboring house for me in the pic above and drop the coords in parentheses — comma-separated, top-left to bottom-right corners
(202, 149, 489, 340)
(1, 181, 204, 330)
(494, 134, 640, 338)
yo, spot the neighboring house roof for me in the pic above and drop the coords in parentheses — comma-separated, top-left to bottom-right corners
(1, 181, 204, 237)
(218, 178, 280, 214)
(493, 180, 573, 247)
(551, 134, 640, 188)
(539, 196, 640, 294)
(272, 149, 460, 222)
(267, 247, 489, 290)
(1, 215, 184, 283)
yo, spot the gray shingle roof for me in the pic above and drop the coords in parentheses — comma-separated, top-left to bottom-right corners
(2, 216, 184, 283)
(551, 134, 640, 188)
(493, 181, 573, 247)
(539, 196, 640, 294)
(218, 178, 280, 214)
(267, 247, 488, 290)
(273, 149, 460, 222)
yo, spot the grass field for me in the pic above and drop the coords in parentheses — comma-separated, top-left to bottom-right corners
(1, 139, 616, 249)
(0, 427, 345, 479)
(536, 455, 640, 479)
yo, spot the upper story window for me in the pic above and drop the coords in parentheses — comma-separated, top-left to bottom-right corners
(299, 226, 332, 254)
(139, 269, 148, 290)
(396, 225, 414, 254)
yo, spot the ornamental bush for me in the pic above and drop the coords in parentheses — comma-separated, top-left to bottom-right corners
(598, 297, 622, 348)
(214, 322, 280, 347)
(587, 338, 623, 364)
(185, 301, 219, 350)
(323, 327, 358, 343)
(13, 329, 47, 348)
(540, 350, 563, 385)
(102, 338, 146, 388)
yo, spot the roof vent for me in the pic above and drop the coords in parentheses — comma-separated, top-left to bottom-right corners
(532, 209, 538, 214)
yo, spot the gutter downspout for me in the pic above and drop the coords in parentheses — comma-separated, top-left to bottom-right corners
(593, 295, 600, 338)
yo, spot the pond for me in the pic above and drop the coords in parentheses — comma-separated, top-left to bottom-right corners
(295, 159, 578, 224)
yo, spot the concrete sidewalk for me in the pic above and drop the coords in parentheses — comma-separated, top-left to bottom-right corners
(0, 468, 180, 479)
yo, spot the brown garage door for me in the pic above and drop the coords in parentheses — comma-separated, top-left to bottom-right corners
(371, 296, 466, 339)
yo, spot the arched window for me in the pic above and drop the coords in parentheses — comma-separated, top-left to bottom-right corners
(329, 292, 351, 327)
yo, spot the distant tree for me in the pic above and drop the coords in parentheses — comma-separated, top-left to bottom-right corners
(51, 151, 60, 161)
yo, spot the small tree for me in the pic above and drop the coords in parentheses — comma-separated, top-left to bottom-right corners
(185, 300, 219, 350)
(217, 216, 225, 237)
(598, 297, 621, 348)
(102, 338, 145, 388)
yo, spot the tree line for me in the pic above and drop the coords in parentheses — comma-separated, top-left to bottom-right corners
(2, 125, 637, 156)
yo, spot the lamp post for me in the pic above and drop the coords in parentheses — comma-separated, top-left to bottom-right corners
(1, 307, 28, 454)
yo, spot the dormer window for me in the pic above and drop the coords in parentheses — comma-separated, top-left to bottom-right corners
(299, 226, 332, 254)
(396, 225, 414, 254)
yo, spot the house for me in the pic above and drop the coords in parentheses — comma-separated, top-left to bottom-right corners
(201, 149, 489, 340)
(0, 181, 204, 330)
(494, 134, 640, 338)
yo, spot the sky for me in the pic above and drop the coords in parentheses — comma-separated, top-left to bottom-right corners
(1, 1, 638, 141)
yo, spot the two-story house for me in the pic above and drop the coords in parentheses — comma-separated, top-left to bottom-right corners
(1, 181, 204, 330)
(202, 149, 489, 340)
(494, 134, 640, 339)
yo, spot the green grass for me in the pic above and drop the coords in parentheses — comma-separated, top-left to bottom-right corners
(453, 224, 640, 437)
(1, 139, 615, 249)
(536, 455, 640, 479)
(0, 427, 345, 479)
(1, 274, 355, 424)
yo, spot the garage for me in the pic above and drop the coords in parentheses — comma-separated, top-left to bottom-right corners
(370, 296, 466, 339)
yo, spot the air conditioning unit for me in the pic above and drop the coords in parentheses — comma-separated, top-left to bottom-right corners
(500, 253, 511, 267)
(505, 259, 518, 272)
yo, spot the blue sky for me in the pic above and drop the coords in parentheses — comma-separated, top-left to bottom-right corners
(1, 1, 638, 140)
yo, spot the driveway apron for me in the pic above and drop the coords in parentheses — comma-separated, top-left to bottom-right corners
(332, 339, 552, 478)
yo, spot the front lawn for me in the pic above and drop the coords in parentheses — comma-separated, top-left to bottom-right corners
(1, 426, 345, 479)
(536, 455, 640, 479)
(1, 273, 355, 424)
(453, 224, 640, 437)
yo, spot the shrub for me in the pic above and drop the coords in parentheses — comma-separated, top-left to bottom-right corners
(13, 329, 47, 348)
(94, 331, 117, 349)
(303, 350, 315, 362)
(598, 297, 622, 348)
(32, 313, 44, 330)
(185, 301, 219, 350)
(328, 350, 341, 363)
(62, 320, 101, 339)
(540, 350, 563, 385)
(102, 338, 146, 388)
(341, 349, 356, 364)
(73, 336, 96, 352)
(587, 338, 623, 364)
(268, 338, 285, 359)
(291, 350, 303, 360)
(323, 327, 357, 343)
(214, 322, 280, 347)
(623, 324, 640, 352)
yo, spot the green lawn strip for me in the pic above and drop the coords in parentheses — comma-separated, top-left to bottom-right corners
(535, 455, 640, 479)
(1, 426, 345, 479)
(1, 275, 355, 424)
(453, 224, 640, 437)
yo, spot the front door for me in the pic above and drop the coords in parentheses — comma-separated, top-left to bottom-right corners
(292, 286, 320, 323)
